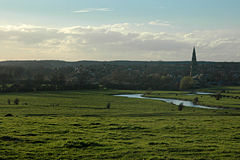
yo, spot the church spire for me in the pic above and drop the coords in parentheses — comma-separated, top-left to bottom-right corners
(190, 47, 198, 76)
(192, 46, 197, 63)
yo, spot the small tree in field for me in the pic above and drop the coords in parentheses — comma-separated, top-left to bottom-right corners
(193, 97, 199, 104)
(106, 103, 111, 109)
(216, 94, 221, 100)
(178, 103, 184, 111)
(7, 99, 11, 105)
(14, 98, 19, 105)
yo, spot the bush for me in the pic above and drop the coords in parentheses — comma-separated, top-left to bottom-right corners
(14, 98, 20, 105)
(179, 76, 195, 90)
(216, 94, 221, 100)
(7, 99, 11, 105)
(193, 97, 199, 104)
(178, 103, 184, 111)
(5, 114, 13, 117)
(106, 102, 111, 109)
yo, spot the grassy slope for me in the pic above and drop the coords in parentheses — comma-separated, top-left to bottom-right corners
(0, 90, 240, 159)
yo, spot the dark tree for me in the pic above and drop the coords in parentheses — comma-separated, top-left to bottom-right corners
(193, 97, 199, 104)
(14, 98, 20, 105)
(178, 103, 184, 111)
(106, 103, 111, 109)
(216, 94, 221, 100)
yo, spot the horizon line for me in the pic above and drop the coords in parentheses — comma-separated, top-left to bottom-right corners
(0, 60, 239, 63)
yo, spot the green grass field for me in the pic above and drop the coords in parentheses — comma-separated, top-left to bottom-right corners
(0, 89, 240, 159)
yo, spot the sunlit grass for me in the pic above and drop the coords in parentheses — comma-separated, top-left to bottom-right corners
(0, 89, 240, 159)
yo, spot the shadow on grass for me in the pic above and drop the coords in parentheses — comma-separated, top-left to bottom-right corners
(64, 141, 103, 149)
(24, 114, 58, 117)
(71, 106, 110, 110)
(0, 136, 46, 144)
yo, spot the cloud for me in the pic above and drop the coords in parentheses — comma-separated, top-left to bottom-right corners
(149, 20, 172, 27)
(0, 24, 240, 61)
(73, 8, 112, 13)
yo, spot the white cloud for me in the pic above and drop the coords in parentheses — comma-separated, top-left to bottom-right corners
(0, 24, 239, 61)
(73, 8, 112, 13)
(149, 20, 172, 27)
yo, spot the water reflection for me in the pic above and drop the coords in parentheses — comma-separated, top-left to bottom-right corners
(186, 92, 213, 95)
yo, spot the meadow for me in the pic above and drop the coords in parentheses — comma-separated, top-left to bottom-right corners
(0, 89, 240, 159)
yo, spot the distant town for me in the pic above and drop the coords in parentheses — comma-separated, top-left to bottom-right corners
(0, 48, 239, 92)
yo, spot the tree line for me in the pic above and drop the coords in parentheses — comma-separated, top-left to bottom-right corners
(0, 61, 239, 92)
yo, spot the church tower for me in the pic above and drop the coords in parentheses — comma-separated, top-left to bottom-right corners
(190, 47, 198, 76)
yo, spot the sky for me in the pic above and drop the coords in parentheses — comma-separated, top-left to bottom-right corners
(0, 0, 240, 61)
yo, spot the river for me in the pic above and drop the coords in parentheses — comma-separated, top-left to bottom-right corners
(115, 94, 219, 110)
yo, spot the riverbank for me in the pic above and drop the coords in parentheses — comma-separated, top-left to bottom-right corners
(140, 89, 240, 110)
(115, 94, 219, 110)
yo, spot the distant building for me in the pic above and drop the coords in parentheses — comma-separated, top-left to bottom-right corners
(190, 47, 209, 87)
(190, 47, 198, 77)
